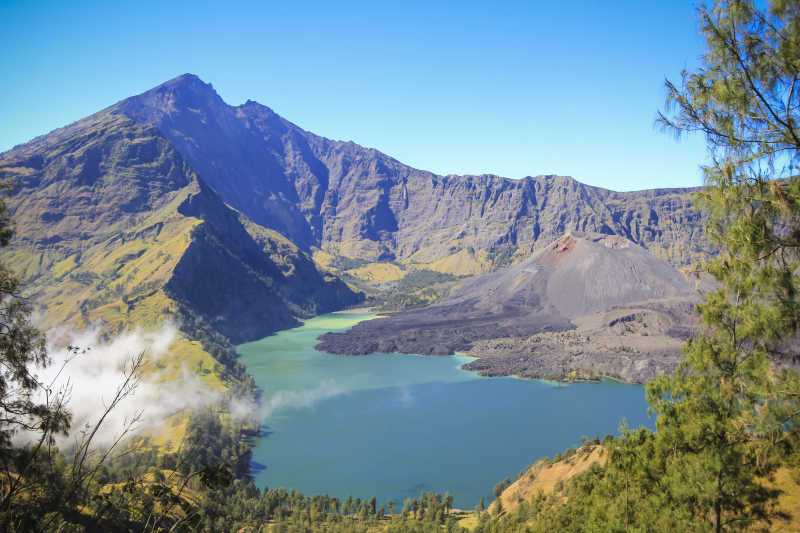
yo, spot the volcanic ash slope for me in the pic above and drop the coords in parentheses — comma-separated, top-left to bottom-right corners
(317, 232, 699, 383)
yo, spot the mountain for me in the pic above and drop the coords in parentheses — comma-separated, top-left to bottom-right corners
(107, 74, 709, 267)
(0, 73, 710, 384)
(0, 107, 361, 371)
(317, 232, 699, 382)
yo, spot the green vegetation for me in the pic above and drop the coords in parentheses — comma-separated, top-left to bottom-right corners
(315, 247, 459, 311)
(474, 2, 800, 531)
(320, 253, 371, 272)
(345, 262, 407, 282)
(488, 245, 518, 270)
(369, 269, 457, 311)
(423, 248, 492, 276)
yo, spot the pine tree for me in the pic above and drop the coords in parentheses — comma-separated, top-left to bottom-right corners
(652, 0, 800, 530)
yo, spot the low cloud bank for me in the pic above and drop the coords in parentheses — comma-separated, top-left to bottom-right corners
(18, 325, 346, 451)
(27, 325, 210, 448)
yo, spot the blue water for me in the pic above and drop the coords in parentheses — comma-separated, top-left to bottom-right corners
(237, 313, 652, 508)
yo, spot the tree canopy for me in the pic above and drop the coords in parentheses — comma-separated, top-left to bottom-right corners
(474, 2, 800, 531)
(650, 2, 800, 529)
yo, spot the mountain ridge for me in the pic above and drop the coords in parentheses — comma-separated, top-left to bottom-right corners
(0, 107, 361, 356)
(99, 73, 709, 267)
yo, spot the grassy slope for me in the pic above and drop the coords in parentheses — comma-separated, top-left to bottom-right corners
(0, 110, 358, 445)
(498, 446, 607, 512)
(3, 178, 227, 394)
(0, 114, 228, 399)
(767, 468, 800, 532)
(345, 262, 407, 282)
(423, 248, 492, 276)
(478, 445, 800, 531)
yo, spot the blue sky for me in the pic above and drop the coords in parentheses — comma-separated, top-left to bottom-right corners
(0, 1, 708, 191)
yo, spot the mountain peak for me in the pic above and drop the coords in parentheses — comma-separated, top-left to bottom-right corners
(113, 73, 223, 120)
(159, 72, 212, 91)
(72, 74, 709, 267)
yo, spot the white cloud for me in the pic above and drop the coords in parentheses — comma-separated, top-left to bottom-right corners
(17, 324, 222, 449)
(16, 325, 347, 454)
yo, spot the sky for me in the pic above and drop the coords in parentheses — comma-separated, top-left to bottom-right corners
(0, 1, 709, 191)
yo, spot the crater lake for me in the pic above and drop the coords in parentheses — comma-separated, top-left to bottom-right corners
(237, 313, 652, 508)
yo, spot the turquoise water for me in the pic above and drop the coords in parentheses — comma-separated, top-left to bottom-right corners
(237, 313, 652, 508)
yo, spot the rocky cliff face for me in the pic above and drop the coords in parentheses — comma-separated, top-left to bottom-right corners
(0, 109, 361, 345)
(109, 74, 709, 267)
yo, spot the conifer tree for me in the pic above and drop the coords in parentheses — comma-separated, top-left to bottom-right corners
(652, 0, 800, 530)
(0, 182, 74, 528)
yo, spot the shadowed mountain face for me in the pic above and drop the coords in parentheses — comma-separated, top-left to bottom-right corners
(0, 110, 361, 345)
(109, 74, 708, 266)
(317, 233, 698, 383)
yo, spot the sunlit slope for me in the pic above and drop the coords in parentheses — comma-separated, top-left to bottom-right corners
(495, 446, 607, 515)
(422, 247, 493, 276)
(485, 446, 800, 532)
(345, 262, 407, 282)
(0, 111, 361, 389)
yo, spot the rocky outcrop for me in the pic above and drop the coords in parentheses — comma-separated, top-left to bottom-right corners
(317, 233, 700, 383)
(460, 299, 696, 384)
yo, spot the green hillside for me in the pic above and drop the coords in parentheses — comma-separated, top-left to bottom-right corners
(0, 110, 362, 421)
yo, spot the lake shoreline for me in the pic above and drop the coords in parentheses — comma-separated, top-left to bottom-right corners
(237, 312, 652, 509)
(332, 306, 376, 314)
